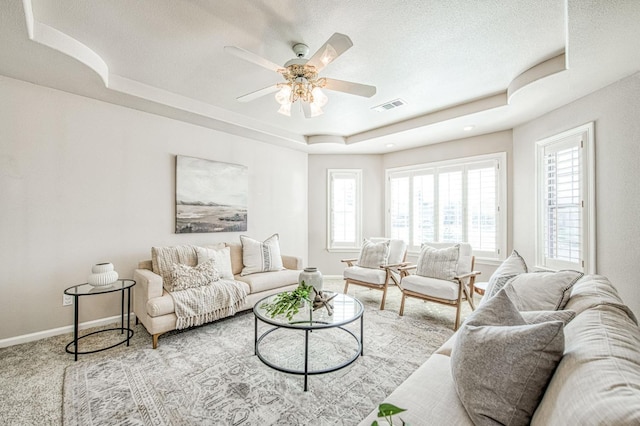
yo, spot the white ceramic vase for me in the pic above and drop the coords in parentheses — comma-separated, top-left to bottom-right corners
(88, 262, 119, 287)
(299, 267, 323, 294)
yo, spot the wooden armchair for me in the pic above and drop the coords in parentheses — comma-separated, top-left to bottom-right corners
(341, 238, 408, 310)
(398, 243, 480, 330)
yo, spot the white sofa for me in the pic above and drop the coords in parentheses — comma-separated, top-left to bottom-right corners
(133, 242, 302, 348)
(358, 274, 640, 425)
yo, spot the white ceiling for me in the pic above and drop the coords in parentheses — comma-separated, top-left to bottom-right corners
(1, 0, 639, 154)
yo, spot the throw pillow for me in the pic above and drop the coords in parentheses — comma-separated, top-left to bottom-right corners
(504, 270, 584, 311)
(356, 239, 391, 269)
(166, 258, 220, 292)
(521, 309, 576, 326)
(151, 245, 198, 290)
(195, 246, 234, 280)
(240, 233, 284, 276)
(416, 244, 460, 280)
(482, 249, 528, 302)
(451, 290, 565, 426)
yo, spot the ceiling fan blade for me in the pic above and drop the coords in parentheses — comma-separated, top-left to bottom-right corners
(323, 78, 376, 98)
(224, 46, 283, 73)
(236, 84, 280, 102)
(306, 33, 353, 72)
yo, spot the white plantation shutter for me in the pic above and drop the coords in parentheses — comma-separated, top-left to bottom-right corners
(328, 169, 362, 249)
(467, 161, 498, 258)
(386, 153, 506, 259)
(536, 123, 595, 273)
(389, 173, 411, 242)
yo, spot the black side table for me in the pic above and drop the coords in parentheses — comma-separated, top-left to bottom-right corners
(64, 279, 136, 361)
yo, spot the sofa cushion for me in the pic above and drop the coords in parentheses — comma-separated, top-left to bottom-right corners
(240, 234, 284, 276)
(416, 244, 460, 280)
(532, 303, 640, 425)
(235, 269, 299, 294)
(151, 245, 198, 289)
(503, 270, 584, 311)
(344, 265, 387, 285)
(451, 290, 565, 426)
(482, 249, 528, 303)
(167, 259, 220, 292)
(195, 246, 234, 280)
(565, 274, 638, 324)
(356, 239, 390, 268)
(357, 354, 474, 426)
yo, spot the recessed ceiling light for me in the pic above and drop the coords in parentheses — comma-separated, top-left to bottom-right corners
(386, 143, 395, 148)
(463, 125, 475, 131)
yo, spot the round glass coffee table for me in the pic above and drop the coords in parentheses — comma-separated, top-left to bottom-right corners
(253, 291, 364, 391)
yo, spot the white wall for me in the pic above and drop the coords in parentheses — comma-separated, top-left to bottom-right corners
(308, 131, 513, 278)
(307, 154, 384, 275)
(0, 76, 308, 341)
(513, 72, 640, 317)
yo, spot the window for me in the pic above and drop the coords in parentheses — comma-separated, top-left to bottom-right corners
(386, 153, 506, 261)
(536, 123, 595, 273)
(327, 169, 362, 250)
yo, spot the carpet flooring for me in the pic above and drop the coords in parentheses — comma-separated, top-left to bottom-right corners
(0, 279, 477, 425)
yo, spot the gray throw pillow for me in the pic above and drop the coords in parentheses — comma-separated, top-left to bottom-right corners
(416, 244, 460, 280)
(504, 270, 584, 311)
(451, 290, 565, 426)
(481, 250, 528, 303)
(356, 239, 390, 269)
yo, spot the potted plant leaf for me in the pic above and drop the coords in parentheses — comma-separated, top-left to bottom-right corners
(372, 403, 407, 426)
(260, 282, 313, 321)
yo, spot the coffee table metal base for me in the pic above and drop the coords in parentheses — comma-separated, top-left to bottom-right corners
(254, 317, 363, 391)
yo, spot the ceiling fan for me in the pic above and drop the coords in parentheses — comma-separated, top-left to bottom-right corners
(224, 33, 376, 118)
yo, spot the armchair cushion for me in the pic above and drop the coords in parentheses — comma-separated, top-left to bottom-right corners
(401, 274, 460, 301)
(356, 239, 390, 268)
(344, 266, 387, 285)
(416, 244, 460, 280)
(451, 290, 565, 426)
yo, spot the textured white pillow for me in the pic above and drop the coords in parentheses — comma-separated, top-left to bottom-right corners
(416, 244, 460, 280)
(166, 258, 219, 292)
(195, 246, 234, 280)
(504, 270, 584, 311)
(482, 249, 528, 303)
(356, 239, 390, 268)
(240, 234, 284, 276)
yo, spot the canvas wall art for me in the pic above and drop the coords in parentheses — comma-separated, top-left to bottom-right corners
(175, 155, 248, 233)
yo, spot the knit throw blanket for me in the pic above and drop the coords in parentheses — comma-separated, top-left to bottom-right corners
(170, 279, 247, 330)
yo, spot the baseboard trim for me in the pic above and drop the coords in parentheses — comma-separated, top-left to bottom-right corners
(0, 313, 136, 348)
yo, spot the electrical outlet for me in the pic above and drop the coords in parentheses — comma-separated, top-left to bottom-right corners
(63, 294, 73, 306)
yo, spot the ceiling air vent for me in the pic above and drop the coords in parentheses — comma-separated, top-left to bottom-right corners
(371, 98, 407, 112)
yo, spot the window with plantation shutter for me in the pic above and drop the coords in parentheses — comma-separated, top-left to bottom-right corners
(327, 169, 362, 250)
(536, 123, 595, 273)
(386, 153, 506, 261)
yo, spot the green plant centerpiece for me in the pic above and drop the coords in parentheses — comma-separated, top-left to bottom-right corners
(260, 281, 313, 321)
(372, 403, 407, 426)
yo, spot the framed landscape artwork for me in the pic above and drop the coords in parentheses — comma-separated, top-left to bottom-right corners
(175, 155, 248, 233)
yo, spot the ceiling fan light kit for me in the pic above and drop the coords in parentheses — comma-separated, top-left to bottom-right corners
(225, 33, 376, 118)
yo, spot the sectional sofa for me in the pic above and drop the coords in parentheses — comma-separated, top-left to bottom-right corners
(359, 274, 640, 425)
(133, 241, 302, 348)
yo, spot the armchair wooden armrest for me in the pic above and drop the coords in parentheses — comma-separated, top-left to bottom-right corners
(340, 258, 359, 267)
(454, 270, 481, 281)
(380, 261, 411, 269)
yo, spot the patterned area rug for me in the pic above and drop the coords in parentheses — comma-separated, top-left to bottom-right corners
(63, 287, 457, 425)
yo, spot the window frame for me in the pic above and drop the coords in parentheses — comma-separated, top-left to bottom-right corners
(535, 122, 596, 273)
(385, 152, 507, 262)
(326, 169, 363, 252)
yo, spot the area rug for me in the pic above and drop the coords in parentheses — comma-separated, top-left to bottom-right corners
(63, 300, 454, 425)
